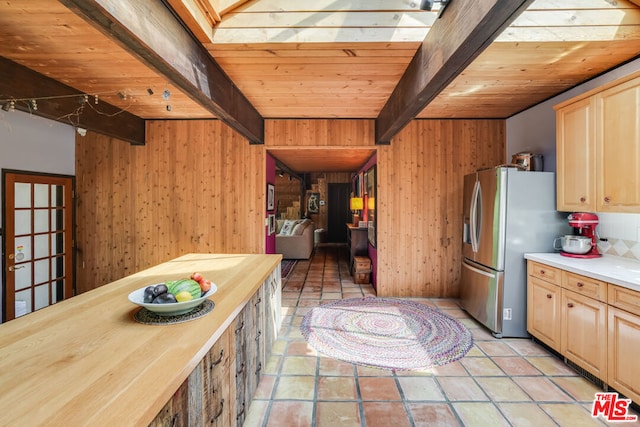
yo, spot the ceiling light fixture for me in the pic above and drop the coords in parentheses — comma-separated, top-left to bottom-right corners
(420, 0, 450, 17)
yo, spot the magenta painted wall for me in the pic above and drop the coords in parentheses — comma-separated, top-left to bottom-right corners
(266, 153, 276, 254)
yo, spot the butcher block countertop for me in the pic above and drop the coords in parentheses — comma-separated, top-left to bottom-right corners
(524, 252, 640, 293)
(0, 253, 282, 427)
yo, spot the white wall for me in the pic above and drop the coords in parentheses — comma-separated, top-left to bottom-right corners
(0, 110, 75, 222)
(0, 110, 75, 317)
(506, 57, 640, 258)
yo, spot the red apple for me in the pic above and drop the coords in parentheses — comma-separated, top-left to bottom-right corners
(191, 272, 204, 283)
(199, 279, 212, 293)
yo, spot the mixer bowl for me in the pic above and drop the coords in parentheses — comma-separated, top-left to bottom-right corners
(554, 235, 592, 254)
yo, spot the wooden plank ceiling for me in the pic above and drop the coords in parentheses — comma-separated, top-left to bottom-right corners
(1, 0, 640, 171)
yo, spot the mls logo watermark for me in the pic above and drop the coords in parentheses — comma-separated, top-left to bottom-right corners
(591, 392, 638, 422)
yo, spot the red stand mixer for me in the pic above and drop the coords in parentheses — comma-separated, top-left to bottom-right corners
(559, 212, 601, 258)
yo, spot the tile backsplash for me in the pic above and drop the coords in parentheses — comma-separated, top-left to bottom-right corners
(594, 212, 640, 261)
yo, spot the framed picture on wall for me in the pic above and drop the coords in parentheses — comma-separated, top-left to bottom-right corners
(268, 214, 276, 235)
(365, 165, 376, 247)
(308, 192, 320, 214)
(267, 183, 275, 211)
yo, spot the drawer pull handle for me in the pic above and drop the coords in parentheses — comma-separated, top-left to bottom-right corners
(540, 270, 545, 275)
(236, 402, 245, 420)
(576, 282, 584, 288)
(235, 321, 245, 334)
(237, 362, 245, 376)
(567, 303, 574, 308)
(255, 297, 262, 307)
(212, 399, 224, 422)
(211, 349, 224, 367)
(546, 294, 552, 299)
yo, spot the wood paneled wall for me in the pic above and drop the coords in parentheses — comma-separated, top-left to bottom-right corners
(376, 120, 505, 297)
(75, 118, 504, 297)
(75, 120, 264, 293)
(307, 172, 352, 231)
(265, 119, 374, 146)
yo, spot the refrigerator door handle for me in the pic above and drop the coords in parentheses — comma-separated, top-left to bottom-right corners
(470, 180, 480, 252)
(462, 260, 496, 279)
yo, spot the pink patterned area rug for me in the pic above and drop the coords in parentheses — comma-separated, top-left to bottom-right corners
(300, 297, 473, 371)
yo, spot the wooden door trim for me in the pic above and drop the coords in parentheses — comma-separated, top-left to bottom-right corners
(2, 169, 76, 322)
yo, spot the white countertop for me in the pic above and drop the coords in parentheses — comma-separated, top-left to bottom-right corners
(524, 253, 640, 292)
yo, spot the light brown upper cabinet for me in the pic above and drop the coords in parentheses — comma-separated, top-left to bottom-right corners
(556, 97, 597, 211)
(555, 72, 640, 213)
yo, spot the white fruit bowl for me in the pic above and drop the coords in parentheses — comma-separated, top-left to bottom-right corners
(128, 283, 217, 316)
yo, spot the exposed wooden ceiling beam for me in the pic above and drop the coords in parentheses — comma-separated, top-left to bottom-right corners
(60, 0, 265, 144)
(0, 56, 145, 145)
(375, 0, 535, 144)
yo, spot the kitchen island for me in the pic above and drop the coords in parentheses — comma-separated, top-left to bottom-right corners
(0, 253, 282, 426)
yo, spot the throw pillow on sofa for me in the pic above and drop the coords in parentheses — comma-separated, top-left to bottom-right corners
(279, 219, 298, 235)
(292, 219, 311, 235)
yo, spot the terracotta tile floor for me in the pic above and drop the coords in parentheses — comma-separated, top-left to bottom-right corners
(244, 245, 640, 427)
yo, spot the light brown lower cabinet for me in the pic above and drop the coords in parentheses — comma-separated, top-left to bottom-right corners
(608, 286, 640, 404)
(149, 267, 281, 427)
(561, 289, 607, 379)
(527, 260, 640, 404)
(527, 275, 561, 351)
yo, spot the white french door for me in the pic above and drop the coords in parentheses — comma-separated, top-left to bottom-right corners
(3, 171, 74, 321)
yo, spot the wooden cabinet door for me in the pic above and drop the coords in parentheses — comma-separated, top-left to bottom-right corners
(561, 289, 607, 378)
(556, 97, 596, 211)
(596, 76, 640, 212)
(149, 379, 189, 427)
(527, 276, 561, 351)
(263, 268, 281, 368)
(207, 327, 233, 427)
(608, 306, 640, 404)
(235, 291, 262, 426)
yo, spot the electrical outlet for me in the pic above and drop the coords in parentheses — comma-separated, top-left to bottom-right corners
(503, 308, 512, 320)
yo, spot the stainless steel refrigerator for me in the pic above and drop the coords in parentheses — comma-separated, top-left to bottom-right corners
(460, 167, 568, 338)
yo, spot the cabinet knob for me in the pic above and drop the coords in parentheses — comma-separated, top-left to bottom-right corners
(604, 196, 611, 203)
(546, 294, 552, 299)
(576, 282, 584, 288)
(580, 197, 586, 203)
(540, 270, 545, 275)
(567, 302, 574, 308)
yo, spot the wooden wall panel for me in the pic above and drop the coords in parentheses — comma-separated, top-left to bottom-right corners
(76, 118, 503, 297)
(377, 120, 505, 297)
(265, 119, 374, 146)
(75, 132, 135, 293)
(75, 120, 264, 292)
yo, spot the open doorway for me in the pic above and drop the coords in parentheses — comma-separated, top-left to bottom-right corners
(327, 183, 351, 243)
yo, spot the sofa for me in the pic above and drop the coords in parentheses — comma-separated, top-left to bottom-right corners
(276, 219, 315, 259)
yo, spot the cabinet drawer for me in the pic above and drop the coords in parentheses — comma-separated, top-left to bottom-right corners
(528, 261, 561, 285)
(608, 284, 640, 316)
(562, 271, 606, 302)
